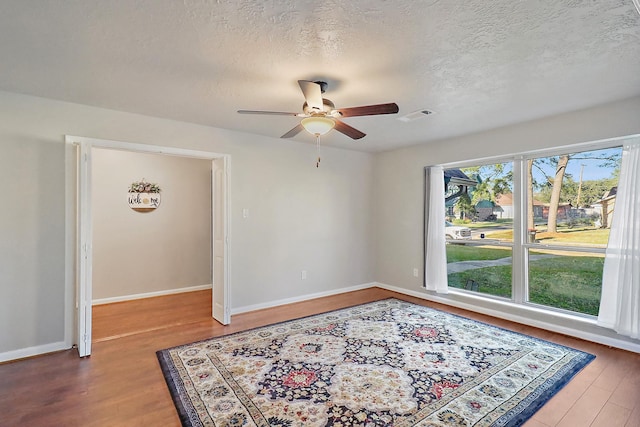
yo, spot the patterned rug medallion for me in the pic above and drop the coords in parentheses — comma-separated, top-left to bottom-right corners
(157, 299, 594, 426)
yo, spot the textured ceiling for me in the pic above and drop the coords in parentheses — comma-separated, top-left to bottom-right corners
(0, 0, 638, 152)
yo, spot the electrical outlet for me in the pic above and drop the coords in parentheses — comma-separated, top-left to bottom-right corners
(301, 270, 307, 280)
(413, 268, 419, 277)
(242, 208, 249, 218)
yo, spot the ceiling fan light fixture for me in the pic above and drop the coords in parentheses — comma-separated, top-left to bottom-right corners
(301, 116, 335, 136)
(238, 80, 398, 141)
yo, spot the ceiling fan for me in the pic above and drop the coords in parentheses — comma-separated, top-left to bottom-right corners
(238, 80, 399, 140)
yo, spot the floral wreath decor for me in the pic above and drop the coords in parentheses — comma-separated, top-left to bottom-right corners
(128, 179, 161, 194)
(128, 179, 161, 211)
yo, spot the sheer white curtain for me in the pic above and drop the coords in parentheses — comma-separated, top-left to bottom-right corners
(598, 141, 640, 339)
(424, 166, 448, 293)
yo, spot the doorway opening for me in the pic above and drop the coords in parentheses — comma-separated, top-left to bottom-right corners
(66, 135, 230, 357)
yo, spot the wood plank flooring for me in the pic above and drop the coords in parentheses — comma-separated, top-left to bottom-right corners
(92, 290, 214, 341)
(1, 287, 639, 426)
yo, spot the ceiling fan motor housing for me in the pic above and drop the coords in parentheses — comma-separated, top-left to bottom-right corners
(303, 98, 337, 116)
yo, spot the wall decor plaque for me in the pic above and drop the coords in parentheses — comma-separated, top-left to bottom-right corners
(128, 179, 161, 212)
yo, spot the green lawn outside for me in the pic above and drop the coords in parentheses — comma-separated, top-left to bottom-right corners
(446, 244, 603, 315)
(528, 256, 603, 316)
(480, 226, 610, 246)
(445, 243, 547, 260)
(447, 266, 512, 299)
(534, 227, 610, 245)
(450, 219, 513, 228)
(446, 244, 511, 262)
(446, 244, 512, 298)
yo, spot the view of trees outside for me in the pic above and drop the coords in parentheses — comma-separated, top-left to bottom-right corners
(447, 147, 622, 244)
(444, 146, 622, 316)
(528, 147, 621, 238)
(450, 162, 513, 223)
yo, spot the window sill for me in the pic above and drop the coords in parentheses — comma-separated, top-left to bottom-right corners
(445, 288, 597, 325)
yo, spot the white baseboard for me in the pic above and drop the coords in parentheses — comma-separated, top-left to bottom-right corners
(375, 282, 640, 354)
(232, 282, 376, 315)
(0, 341, 70, 364)
(92, 284, 212, 305)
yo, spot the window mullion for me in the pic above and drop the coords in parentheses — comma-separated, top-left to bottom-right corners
(512, 157, 527, 304)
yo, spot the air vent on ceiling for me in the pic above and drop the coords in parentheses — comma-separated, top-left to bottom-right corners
(398, 109, 435, 122)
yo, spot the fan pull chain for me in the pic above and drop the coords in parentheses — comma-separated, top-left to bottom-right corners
(316, 135, 321, 168)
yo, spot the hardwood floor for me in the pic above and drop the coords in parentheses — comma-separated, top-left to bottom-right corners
(1, 287, 639, 426)
(92, 290, 214, 342)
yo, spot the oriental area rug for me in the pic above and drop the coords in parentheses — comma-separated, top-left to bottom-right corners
(157, 299, 594, 427)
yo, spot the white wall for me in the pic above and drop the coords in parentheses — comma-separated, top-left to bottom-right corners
(0, 90, 375, 358)
(373, 96, 640, 346)
(92, 149, 212, 300)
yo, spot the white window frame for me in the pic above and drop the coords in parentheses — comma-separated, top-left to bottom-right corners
(439, 136, 626, 318)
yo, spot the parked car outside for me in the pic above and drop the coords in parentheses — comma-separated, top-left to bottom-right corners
(445, 221, 472, 240)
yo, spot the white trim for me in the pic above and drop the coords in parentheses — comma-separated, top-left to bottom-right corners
(512, 156, 526, 304)
(438, 133, 638, 169)
(231, 283, 376, 315)
(0, 341, 69, 364)
(65, 135, 227, 160)
(65, 134, 231, 358)
(375, 282, 640, 354)
(92, 284, 213, 305)
(64, 138, 77, 349)
(77, 141, 93, 357)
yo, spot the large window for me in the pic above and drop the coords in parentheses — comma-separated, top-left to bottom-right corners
(443, 144, 622, 317)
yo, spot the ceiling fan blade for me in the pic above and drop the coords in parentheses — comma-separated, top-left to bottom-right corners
(335, 103, 399, 118)
(281, 123, 305, 138)
(334, 119, 366, 140)
(298, 80, 323, 110)
(238, 110, 300, 116)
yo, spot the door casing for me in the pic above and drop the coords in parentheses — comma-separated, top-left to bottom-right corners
(65, 135, 231, 357)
